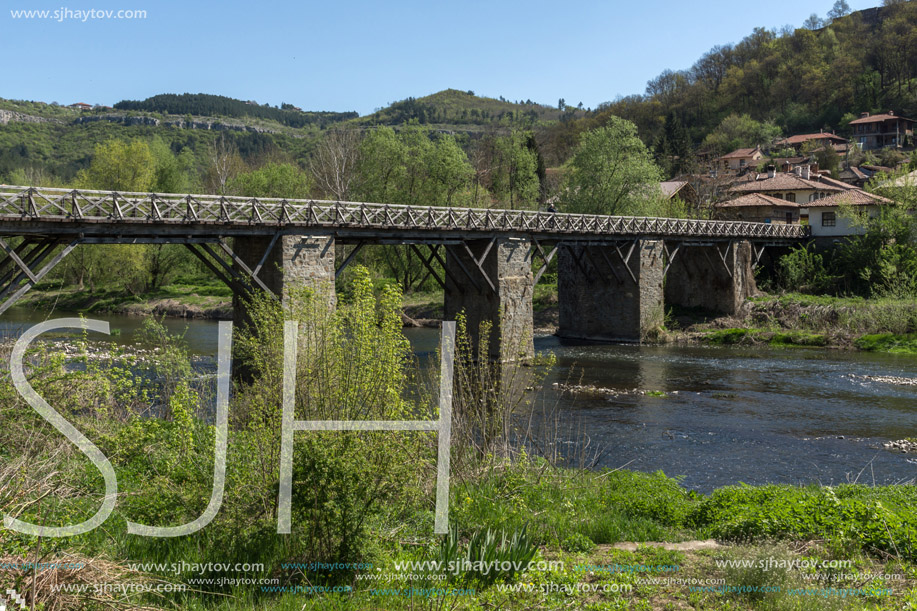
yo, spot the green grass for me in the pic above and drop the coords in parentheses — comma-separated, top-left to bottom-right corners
(703, 328, 759, 345)
(20, 279, 232, 313)
(854, 333, 917, 354)
(769, 331, 828, 347)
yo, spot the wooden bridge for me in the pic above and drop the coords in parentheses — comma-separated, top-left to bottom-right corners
(0, 186, 807, 357)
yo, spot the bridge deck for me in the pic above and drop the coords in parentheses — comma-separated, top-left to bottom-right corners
(0, 186, 808, 241)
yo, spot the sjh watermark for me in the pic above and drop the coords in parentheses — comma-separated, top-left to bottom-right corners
(4, 318, 456, 538)
(9, 7, 147, 22)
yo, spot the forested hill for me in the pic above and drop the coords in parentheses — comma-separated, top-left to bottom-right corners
(356, 89, 584, 127)
(114, 93, 358, 129)
(550, 1, 917, 161)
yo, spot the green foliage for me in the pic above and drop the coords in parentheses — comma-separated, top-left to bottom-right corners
(563, 117, 664, 215)
(833, 204, 917, 298)
(560, 532, 596, 553)
(77, 138, 155, 191)
(490, 130, 540, 209)
(437, 524, 538, 586)
(703, 328, 755, 345)
(702, 114, 782, 155)
(776, 243, 834, 294)
(854, 332, 917, 354)
(115, 92, 357, 128)
(229, 161, 312, 198)
(690, 484, 917, 561)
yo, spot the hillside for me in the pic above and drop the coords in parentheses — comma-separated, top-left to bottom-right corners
(114, 93, 358, 129)
(356, 88, 584, 129)
(549, 2, 917, 160)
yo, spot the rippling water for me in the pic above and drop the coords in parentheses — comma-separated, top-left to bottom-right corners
(3, 309, 916, 493)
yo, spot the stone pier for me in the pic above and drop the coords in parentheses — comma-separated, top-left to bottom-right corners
(444, 238, 534, 361)
(557, 240, 665, 342)
(664, 240, 755, 315)
(232, 233, 336, 322)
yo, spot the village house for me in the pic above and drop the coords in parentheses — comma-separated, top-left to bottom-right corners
(838, 166, 874, 187)
(659, 180, 698, 206)
(728, 165, 846, 204)
(775, 132, 848, 153)
(804, 189, 895, 238)
(848, 111, 915, 150)
(717, 146, 763, 172)
(714, 193, 800, 224)
(68, 102, 92, 110)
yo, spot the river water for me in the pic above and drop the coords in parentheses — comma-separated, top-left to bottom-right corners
(3, 308, 916, 493)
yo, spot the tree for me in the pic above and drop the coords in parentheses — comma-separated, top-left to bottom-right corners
(563, 117, 664, 216)
(77, 139, 155, 192)
(204, 135, 244, 195)
(804, 14, 824, 30)
(427, 135, 474, 205)
(230, 162, 312, 199)
(309, 129, 362, 201)
(703, 114, 782, 154)
(150, 137, 195, 194)
(491, 130, 539, 210)
(655, 113, 691, 177)
(813, 145, 841, 177)
(828, 0, 851, 21)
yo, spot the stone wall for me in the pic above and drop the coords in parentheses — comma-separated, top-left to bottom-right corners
(232, 233, 336, 321)
(557, 240, 664, 342)
(663, 240, 755, 315)
(444, 238, 534, 361)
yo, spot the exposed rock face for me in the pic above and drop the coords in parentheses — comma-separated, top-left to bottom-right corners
(72, 114, 277, 133)
(0, 109, 61, 125)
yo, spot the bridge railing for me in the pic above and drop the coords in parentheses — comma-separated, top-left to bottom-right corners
(0, 186, 809, 239)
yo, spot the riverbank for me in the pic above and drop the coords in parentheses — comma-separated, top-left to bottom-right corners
(16, 285, 917, 355)
(674, 293, 917, 354)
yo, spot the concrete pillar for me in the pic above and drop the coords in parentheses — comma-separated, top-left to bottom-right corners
(557, 240, 665, 342)
(232, 233, 336, 322)
(664, 240, 755, 315)
(444, 238, 534, 361)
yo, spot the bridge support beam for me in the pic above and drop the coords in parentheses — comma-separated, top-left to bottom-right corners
(664, 240, 756, 315)
(232, 233, 336, 322)
(557, 239, 665, 342)
(444, 238, 534, 361)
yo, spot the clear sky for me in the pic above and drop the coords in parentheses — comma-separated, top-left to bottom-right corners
(1, 0, 878, 116)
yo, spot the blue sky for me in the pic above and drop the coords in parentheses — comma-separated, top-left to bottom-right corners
(1, 0, 878, 115)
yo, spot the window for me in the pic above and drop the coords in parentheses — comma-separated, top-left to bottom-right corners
(822, 211, 836, 227)
(786, 193, 796, 203)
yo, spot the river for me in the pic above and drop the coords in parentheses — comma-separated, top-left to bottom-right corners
(3, 308, 916, 493)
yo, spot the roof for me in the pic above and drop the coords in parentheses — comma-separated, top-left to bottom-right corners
(720, 147, 761, 160)
(841, 167, 870, 180)
(777, 132, 848, 145)
(730, 173, 846, 194)
(773, 157, 809, 165)
(807, 189, 894, 208)
(660, 180, 689, 198)
(849, 113, 915, 125)
(815, 175, 857, 191)
(877, 169, 917, 188)
(715, 193, 800, 208)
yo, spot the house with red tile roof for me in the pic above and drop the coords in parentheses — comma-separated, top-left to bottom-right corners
(775, 132, 848, 153)
(849, 111, 914, 150)
(806, 189, 895, 238)
(729, 166, 846, 204)
(714, 193, 801, 224)
(717, 146, 764, 172)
